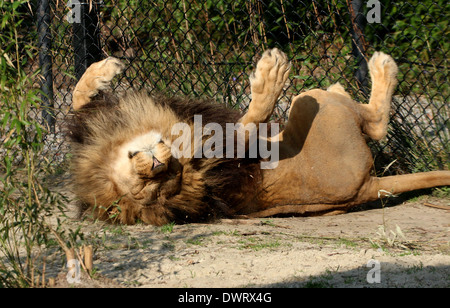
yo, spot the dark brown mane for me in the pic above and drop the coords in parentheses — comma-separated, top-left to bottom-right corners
(66, 91, 119, 145)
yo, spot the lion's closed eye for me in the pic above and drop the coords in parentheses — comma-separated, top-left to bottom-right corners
(128, 151, 140, 159)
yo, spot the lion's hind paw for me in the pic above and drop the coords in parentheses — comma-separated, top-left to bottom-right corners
(368, 52, 398, 85)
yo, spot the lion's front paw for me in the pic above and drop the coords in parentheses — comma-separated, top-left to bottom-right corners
(368, 52, 398, 85)
(90, 57, 126, 91)
(250, 48, 291, 96)
(73, 57, 125, 110)
(242, 48, 291, 124)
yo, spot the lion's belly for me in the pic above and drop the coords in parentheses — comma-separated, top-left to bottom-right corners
(258, 97, 373, 208)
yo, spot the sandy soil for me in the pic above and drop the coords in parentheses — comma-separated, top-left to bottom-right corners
(50, 193, 449, 288)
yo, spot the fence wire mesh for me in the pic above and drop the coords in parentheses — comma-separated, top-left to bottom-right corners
(30, 0, 449, 174)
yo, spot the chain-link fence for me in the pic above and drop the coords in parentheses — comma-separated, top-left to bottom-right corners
(34, 0, 448, 174)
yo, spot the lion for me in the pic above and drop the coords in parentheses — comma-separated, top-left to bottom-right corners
(68, 48, 450, 226)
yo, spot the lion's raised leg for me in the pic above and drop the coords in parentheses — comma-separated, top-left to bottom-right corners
(239, 48, 291, 126)
(358, 52, 398, 141)
(72, 57, 125, 110)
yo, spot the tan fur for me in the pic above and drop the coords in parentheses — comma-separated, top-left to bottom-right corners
(68, 49, 450, 225)
(72, 57, 125, 111)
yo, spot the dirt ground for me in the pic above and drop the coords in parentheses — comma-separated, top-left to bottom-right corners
(50, 191, 449, 288)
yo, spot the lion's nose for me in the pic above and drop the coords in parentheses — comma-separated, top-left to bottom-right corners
(152, 157, 164, 170)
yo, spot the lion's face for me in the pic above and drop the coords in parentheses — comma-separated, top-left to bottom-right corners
(110, 130, 182, 204)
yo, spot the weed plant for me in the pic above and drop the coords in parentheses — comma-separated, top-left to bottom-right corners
(0, 0, 81, 288)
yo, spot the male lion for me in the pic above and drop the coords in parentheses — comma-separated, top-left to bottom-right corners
(69, 48, 450, 225)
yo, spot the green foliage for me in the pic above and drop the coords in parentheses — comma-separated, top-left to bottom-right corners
(98, 0, 447, 95)
(0, 0, 73, 288)
(160, 222, 176, 234)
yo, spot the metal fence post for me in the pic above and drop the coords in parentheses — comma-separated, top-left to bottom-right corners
(73, 1, 102, 81)
(349, 0, 369, 96)
(37, 0, 55, 133)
